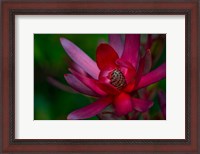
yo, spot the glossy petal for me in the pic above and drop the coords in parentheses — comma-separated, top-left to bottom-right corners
(136, 63, 166, 90)
(69, 69, 107, 96)
(114, 93, 132, 116)
(108, 34, 124, 57)
(60, 37, 100, 79)
(116, 59, 137, 92)
(132, 98, 153, 112)
(96, 44, 119, 70)
(98, 67, 114, 80)
(98, 68, 121, 95)
(123, 80, 137, 93)
(64, 74, 99, 97)
(67, 97, 113, 120)
(127, 53, 146, 92)
(116, 58, 136, 83)
(121, 34, 140, 68)
(98, 82, 120, 95)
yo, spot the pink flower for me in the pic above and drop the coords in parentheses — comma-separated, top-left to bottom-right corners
(60, 34, 166, 120)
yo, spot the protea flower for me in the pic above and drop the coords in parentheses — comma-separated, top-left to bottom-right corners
(60, 34, 166, 120)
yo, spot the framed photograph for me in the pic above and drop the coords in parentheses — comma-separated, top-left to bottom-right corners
(1, 0, 199, 153)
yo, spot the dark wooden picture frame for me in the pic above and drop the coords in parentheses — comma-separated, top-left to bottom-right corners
(1, 0, 199, 153)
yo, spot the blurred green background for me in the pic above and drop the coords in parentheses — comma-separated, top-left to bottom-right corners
(34, 34, 166, 120)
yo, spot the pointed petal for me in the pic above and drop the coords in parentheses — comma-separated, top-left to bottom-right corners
(47, 77, 76, 93)
(96, 44, 118, 70)
(69, 69, 107, 96)
(136, 63, 166, 90)
(116, 58, 136, 83)
(108, 34, 124, 57)
(116, 59, 137, 92)
(60, 37, 100, 79)
(132, 98, 153, 112)
(114, 93, 132, 116)
(98, 68, 121, 95)
(67, 97, 113, 120)
(123, 52, 147, 92)
(136, 55, 145, 81)
(70, 62, 88, 76)
(98, 82, 120, 95)
(121, 34, 140, 68)
(123, 80, 137, 93)
(64, 74, 99, 97)
(158, 91, 166, 119)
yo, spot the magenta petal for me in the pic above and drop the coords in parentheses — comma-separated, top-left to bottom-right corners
(132, 98, 153, 112)
(136, 63, 166, 90)
(121, 34, 140, 68)
(69, 69, 107, 96)
(114, 93, 132, 116)
(60, 37, 100, 79)
(98, 68, 121, 95)
(67, 97, 113, 120)
(64, 74, 99, 97)
(134, 53, 146, 87)
(116, 58, 136, 83)
(98, 82, 120, 95)
(108, 34, 124, 57)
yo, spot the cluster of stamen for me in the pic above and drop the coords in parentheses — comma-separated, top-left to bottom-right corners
(110, 69, 127, 89)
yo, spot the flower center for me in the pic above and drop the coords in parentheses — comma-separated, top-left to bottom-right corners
(110, 69, 127, 89)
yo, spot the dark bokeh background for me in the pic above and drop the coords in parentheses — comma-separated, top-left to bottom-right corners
(34, 34, 166, 120)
